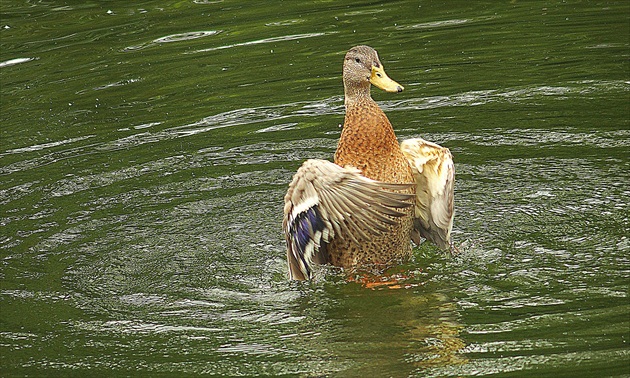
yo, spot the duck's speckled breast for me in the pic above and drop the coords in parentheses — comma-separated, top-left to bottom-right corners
(334, 99, 413, 184)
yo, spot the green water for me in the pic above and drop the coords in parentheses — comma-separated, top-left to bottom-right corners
(1, 1, 629, 376)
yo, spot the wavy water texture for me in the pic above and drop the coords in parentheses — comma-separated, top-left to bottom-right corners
(3, 80, 628, 180)
(1, 1, 628, 376)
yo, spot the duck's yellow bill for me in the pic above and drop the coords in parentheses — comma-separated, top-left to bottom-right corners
(370, 65, 404, 93)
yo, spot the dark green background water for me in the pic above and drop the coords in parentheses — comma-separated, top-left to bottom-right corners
(1, 1, 628, 376)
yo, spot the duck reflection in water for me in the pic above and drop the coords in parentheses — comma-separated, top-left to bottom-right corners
(288, 271, 468, 374)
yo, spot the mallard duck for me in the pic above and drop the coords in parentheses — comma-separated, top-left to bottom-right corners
(283, 45, 454, 280)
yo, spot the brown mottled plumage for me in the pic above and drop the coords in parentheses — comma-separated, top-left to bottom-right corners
(283, 45, 454, 280)
(330, 46, 415, 271)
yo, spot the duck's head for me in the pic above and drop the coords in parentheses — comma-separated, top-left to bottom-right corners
(343, 45, 404, 104)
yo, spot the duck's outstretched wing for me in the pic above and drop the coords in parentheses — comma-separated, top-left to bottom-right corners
(283, 159, 414, 280)
(400, 138, 455, 251)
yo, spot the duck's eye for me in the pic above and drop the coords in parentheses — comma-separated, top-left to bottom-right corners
(376, 73, 382, 78)
(355, 58, 361, 63)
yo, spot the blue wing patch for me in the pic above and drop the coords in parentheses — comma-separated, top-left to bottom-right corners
(287, 205, 329, 278)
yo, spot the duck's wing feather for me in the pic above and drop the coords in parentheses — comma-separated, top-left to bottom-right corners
(400, 138, 455, 251)
(283, 159, 414, 280)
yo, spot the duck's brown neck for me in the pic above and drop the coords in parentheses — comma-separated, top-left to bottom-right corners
(343, 80, 371, 106)
(334, 96, 405, 182)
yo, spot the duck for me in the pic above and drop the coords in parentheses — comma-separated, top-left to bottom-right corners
(283, 45, 454, 280)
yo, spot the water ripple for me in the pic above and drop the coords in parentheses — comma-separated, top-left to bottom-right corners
(168, 97, 343, 138)
(390, 80, 630, 112)
(123, 30, 222, 51)
(394, 16, 498, 30)
(217, 343, 283, 355)
(1, 135, 95, 156)
(265, 19, 305, 27)
(81, 320, 223, 334)
(0, 57, 37, 68)
(191, 32, 334, 53)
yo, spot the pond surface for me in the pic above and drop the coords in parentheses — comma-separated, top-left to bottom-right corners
(1, 1, 629, 376)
